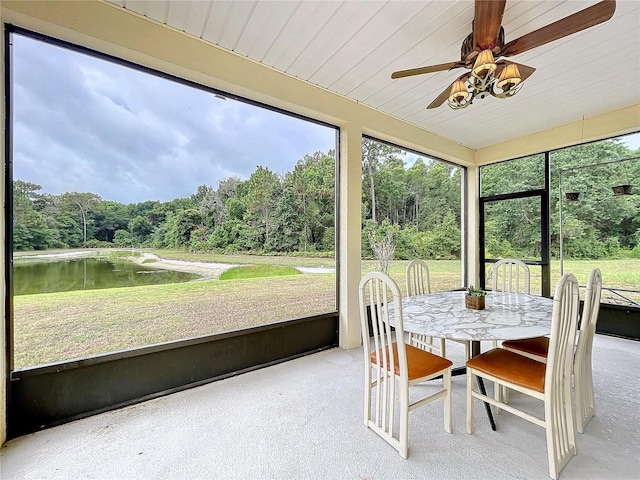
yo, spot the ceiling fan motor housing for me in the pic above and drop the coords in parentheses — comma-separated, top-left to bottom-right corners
(461, 27, 505, 65)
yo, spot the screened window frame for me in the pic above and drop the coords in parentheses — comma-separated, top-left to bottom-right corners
(361, 134, 468, 289)
(480, 130, 640, 299)
(479, 154, 552, 297)
(4, 25, 342, 372)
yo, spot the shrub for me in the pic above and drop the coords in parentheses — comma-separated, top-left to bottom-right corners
(83, 239, 113, 248)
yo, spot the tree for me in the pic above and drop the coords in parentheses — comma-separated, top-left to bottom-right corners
(369, 232, 396, 274)
(217, 176, 241, 203)
(283, 151, 335, 251)
(192, 184, 225, 228)
(244, 166, 281, 249)
(93, 201, 129, 242)
(128, 215, 153, 244)
(56, 192, 101, 245)
(362, 138, 403, 223)
(12, 181, 56, 250)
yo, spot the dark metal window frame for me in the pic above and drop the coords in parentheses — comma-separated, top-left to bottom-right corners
(479, 137, 640, 342)
(4, 25, 341, 438)
(479, 153, 552, 297)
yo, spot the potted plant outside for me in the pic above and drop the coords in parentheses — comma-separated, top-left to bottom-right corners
(466, 285, 486, 310)
(611, 184, 632, 196)
(565, 192, 580, 201)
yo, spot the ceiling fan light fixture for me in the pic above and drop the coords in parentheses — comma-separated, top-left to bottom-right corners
(471, 49, 496, 80)
(497, 63, 522, 91)
(392, 0, 617, 110)
(448, 80, 470, 107)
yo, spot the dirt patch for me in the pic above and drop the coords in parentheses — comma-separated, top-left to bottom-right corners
(130, 253, 238, 280)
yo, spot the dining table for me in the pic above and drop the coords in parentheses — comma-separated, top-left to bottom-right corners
(394, 290, 554, 430)
(401, 290, 553, 346)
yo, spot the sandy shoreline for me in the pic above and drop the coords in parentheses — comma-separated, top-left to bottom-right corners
(131, 253, 237, 279)
(14, 249, 335, 279)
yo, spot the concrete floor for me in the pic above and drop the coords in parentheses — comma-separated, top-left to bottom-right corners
(1, 334, 639, 480)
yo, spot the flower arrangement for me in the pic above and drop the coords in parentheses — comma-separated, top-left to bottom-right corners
(465, 285, 486, 309)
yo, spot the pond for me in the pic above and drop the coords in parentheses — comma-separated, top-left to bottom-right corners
(13, 257, 201, 295)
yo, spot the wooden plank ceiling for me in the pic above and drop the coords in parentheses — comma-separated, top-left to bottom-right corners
(107, 0, 640, 150)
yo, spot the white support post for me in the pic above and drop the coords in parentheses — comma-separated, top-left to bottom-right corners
(465, 164, 481, 288)
(339, 124, 363, 349)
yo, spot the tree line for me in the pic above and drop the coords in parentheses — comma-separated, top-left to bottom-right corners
(481, 139, 640, 260)
(12, 138, 640, 260)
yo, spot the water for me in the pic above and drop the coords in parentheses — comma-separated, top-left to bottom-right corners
(13, 257, 200, 295)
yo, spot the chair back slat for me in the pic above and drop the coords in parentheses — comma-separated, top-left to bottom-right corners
(359, 271, 407, 441)
(574, 268, 603, 432)
(492, 258, 530, 294)
(545, 273, 580, 474)
(405, 259, 431, 296)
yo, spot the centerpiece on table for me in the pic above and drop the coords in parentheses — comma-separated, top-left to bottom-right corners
(465, 285, 486, 310)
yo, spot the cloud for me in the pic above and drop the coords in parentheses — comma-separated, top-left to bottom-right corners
(12, 33, 336, 204)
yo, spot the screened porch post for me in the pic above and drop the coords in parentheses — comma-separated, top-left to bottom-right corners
(339, 124, 363, 349)
(465, 164, 481, 288)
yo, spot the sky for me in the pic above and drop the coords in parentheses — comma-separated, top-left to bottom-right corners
(12, 33, 337, 204)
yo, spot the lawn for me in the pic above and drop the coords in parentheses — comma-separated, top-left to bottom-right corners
(11, 251, 640, 369)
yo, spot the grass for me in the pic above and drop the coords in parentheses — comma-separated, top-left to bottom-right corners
(219, 264, 300, 280)
(13, 274, 336, 369)
(11, 251, 640, 369)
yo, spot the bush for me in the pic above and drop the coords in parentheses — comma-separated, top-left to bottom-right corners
(113, 230, 133, 247)
(83, 239, 113, 248)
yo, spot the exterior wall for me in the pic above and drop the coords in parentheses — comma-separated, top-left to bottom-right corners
(476, 105, 640, 165)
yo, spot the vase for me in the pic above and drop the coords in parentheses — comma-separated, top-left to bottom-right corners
(465, 295, 485, 310)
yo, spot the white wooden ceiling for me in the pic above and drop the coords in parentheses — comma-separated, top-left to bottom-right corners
(107, 0, 640, 150)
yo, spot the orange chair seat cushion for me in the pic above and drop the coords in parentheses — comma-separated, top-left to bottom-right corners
(371, 343, 453, 380)
(502, 336, 550, 358)
(466, 348, 546, 393)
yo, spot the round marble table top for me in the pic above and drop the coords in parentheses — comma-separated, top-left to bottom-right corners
(398, 290, 554, 341)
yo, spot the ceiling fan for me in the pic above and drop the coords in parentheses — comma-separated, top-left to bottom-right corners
(391, 0, 616, 109)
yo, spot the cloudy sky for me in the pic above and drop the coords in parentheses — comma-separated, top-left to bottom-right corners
(12, 33, 337, 204)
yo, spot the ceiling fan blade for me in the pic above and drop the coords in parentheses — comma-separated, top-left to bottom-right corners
(500, 0, 616, 57)
(473, 0, 507, 50)
(495, 60, 536, 82)
(391, 62, 462, 79)
(426, 73, 469, 109)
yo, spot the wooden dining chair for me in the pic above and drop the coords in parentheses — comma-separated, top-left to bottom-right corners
(359, 271, 453, 459)
(466, 273, 581, 480)
(405, 259, 471, 360)
(502, 268, 603, 433)
(489, 258, 531, 351)
(405, 260, 444, 354)
(492, 258, 531, 295)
